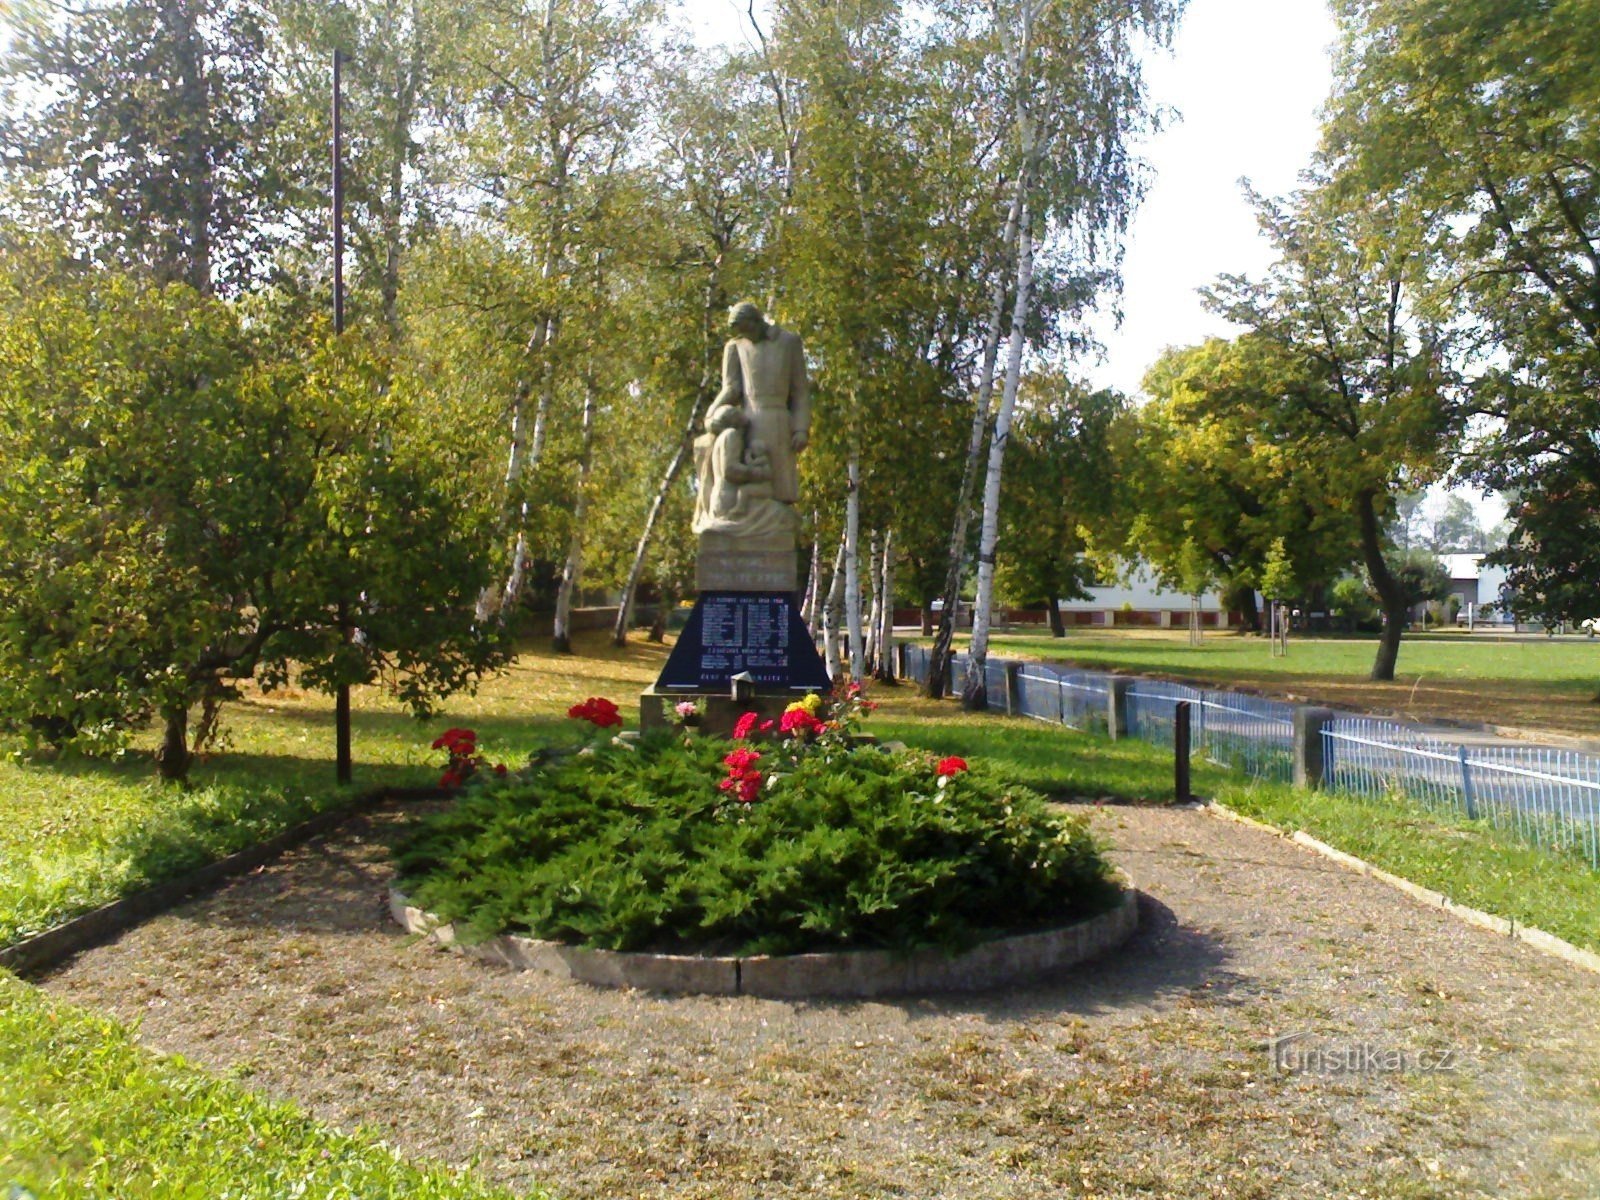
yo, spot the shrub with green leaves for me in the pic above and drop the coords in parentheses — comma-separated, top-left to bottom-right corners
(393, 736, 1121, 956)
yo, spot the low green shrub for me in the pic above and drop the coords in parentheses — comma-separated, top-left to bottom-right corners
(393, 734, 1120, 956)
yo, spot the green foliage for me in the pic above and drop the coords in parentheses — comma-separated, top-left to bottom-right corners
(1326, 0, 1600, 643)
(1385, 548, 1451, 610)
(996, 377, 1125, 608)
(1259, 537, 1297, 602)
(0, 260, 504, 772)
(0, 0, 291, 294)
(1328, 574, 1379, 629)
(394, 735, 1120, 956)
(1126, 337, 1359, 621)
(0, 974, 528, 1198)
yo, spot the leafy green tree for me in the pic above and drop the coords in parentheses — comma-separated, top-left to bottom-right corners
(1, 0, 290, 294)
(1425, 494, 1486, 553)
(953, 0, 1183, 708)
(1125, 337, 1360, 633)
(996, 378, 1125, 636)
(0, 257, 503, 779)
(1205, 182, 1461, 680)
(1325, 0, 1600, 638)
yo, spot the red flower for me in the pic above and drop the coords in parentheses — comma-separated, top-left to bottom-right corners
(732, 711, 761, 740)
(723, 747, 762, 773)
(493, 763, 508, 776)
(440, 769, 461, 789)
(779, 709, 824, 737)
(935, 756, 968, 777)
(736, 772, 762, 803)
(567, 697, 622, 728)
(431, 727, 476, 752)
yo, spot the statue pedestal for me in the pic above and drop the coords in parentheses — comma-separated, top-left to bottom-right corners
(645, 590, 830, 736)
(695, 532, 798, 592)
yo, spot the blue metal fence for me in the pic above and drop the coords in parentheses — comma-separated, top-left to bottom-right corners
(898, 646, 1600, 868)
(1324, 719, 1600, 866)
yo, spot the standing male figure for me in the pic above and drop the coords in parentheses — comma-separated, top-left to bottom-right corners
(706, 301, 810, 506)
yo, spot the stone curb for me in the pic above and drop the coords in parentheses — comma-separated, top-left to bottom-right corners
(1200, 801, 1600, 978)
(0, 785, 448, 979)
(390, 881, 1140, 998)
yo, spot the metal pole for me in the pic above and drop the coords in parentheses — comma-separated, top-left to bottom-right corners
(333, 49, 352, 786)
(333, 48, 346, 338)
(1174, 700, 1192, 803)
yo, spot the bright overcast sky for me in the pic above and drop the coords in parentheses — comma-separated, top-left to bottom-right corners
(1085, 0, 1339, 398)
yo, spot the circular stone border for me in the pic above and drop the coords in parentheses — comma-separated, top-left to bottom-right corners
(389, 880, 1139, 998)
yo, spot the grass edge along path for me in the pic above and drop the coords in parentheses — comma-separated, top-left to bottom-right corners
(1208, 774, 1600, 959)
(0, 973, 533, 1200)
(881, 658, 1600, 960)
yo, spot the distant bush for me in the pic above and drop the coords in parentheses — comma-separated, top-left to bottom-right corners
(393, 734, 1120, 957)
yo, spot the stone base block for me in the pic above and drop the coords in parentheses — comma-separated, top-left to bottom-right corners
(640, 688, 810, 738)
(696, 549, 797, 592)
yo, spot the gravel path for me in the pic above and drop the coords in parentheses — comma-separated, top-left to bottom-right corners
(41, 802, 1600, 1200)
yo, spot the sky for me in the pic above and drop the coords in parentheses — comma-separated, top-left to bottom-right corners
(1081, 0, 1338, 398)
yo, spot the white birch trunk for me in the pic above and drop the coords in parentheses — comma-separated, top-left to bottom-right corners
(923, 181, 1026, 697)
(800, 522, 821, 628)
(864, 529, 883, 675)
(962, 0, 1039, 708)
(876, 526, 896, 681)
(965, 193, 1036, 709)
(552, 381, 597, 652)
(844, 453, 864, 678)
(610, 386, 713, 646)
(822, 533, 847, 680)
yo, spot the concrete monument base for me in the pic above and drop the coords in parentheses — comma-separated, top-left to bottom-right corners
(695, 547, 797, 592)
(639, 688, 799, 738)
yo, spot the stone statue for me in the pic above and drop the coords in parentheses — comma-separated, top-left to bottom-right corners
(691, 302, 809, 553)
(691, 403, 798, 541)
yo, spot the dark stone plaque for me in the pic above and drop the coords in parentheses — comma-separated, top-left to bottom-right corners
(657, 591, 830, 691)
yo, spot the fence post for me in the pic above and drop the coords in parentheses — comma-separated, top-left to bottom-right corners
(1108, 677, 1131, 741)
(1174, 700, 1193, 803)
(1003, 662, 1022, 716)
(895, 642, 909, 680)
(1057, 677, 1066, 725)
(1458, 746, 1479, 820)
(1293, 706, 1336, 790)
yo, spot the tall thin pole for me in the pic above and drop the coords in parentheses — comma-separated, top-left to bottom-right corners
(333, 49, 346, 338)
(333, 48, 353, 785)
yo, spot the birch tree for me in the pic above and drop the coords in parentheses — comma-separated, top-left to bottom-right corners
(452, 0, 657, 621)
(954, 0, 1182, 709)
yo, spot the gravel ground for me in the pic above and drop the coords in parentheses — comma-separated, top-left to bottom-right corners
(41, 802, 1600, 1200)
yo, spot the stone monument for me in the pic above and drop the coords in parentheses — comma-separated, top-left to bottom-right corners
(642, 302, 831, 733)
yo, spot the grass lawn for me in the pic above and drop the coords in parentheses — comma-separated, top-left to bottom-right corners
(4, 630, 1599, 1197)
(0, 638, 657, 949)
(966, 627, 1600, 737)
(0, 973, 529, 1199)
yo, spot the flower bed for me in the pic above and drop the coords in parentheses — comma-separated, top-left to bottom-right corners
(396, 692, 1122, 958)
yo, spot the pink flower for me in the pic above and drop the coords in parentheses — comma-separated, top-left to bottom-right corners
(936, 756, 968, 777)
(674, 701, 698, 718)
